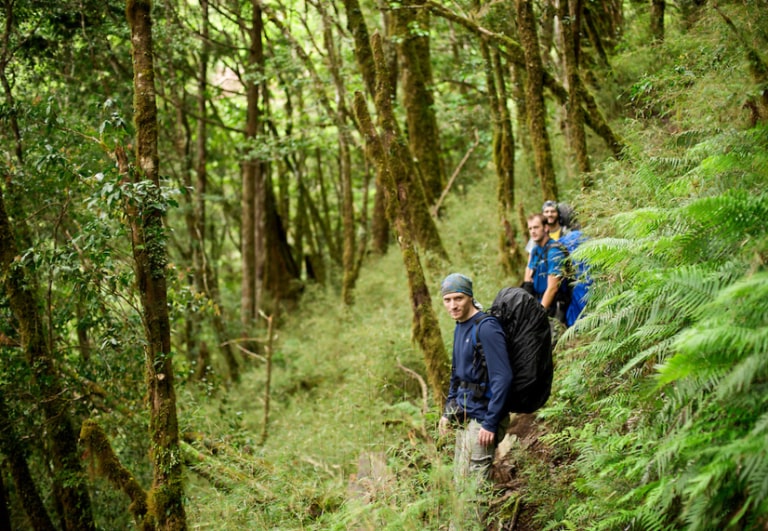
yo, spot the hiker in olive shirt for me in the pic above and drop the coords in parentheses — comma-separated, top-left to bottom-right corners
(438, 273, 513, 480)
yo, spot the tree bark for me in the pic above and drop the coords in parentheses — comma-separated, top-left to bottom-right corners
(320, 6, 358, 305)
(241, 0, 266, 341)
(262, 180, 301, 311)
(353, 32, 449, 403)
(125, 1, 187, 528)
(515, 0, 558, 202)
(0, 394, 56, 531)
(195, 0, 239, 382)
(558, 0, 592, 184)
(342, 0, 376, 99)
(713, 4, 768, 125)
(650, 0, 665, 43)
(481, 40, 522, 275)
(342, 0, 389, 254)
(0, 465, 10, 531)
(394, 0, 445, 205)
(80, 420, 153, 530)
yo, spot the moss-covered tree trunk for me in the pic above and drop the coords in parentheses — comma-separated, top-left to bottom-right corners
(650, 0, 665, 43)
(481, 40, 523, 275)
(79, 420, 152, 530)
(713, 4, 768, 125)
(395, 0, 445, 205)
(126, 2, 187, 528)
(0, 186, 94, 531)
(559, 0, 592, 186)
(343, 0, 389, 255)
(0, 467, 10, 531)
(515, 0, 558, 202)
(0, 393, 56, 531)
(321, 6, 359, 305)
(353, 32, 449, 403)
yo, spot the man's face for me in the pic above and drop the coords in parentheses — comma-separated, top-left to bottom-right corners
(528, 217, 549, 245)
(442, 292, 474, 322)
(542, 205, 559, 227)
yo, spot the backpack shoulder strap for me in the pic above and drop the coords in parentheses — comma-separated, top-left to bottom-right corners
(470, 313, 491, 348)
(537, 239, 562, 274)
(545, 239, 569, 256)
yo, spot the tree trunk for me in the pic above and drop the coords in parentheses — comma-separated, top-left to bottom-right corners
(0, 394, 56, 531)
(79, 420, 153, 530)
(342, 0, 376, 99)
(262, 180, 301, 311)
(125, 1, 187, 528)
(353, 32, 450, 403)
(482, 40, 522, 275)
(510, 61, 539, 186)
(713, 4, 768, 125)
(342, 0, 390, 254)
(321, 7, 359, 305)
(0, 465, 10, 531)
(539, 0, 557, 71)
(558, 0, 592, 184)
(241, 0, 265, 342)
(196, 0, 239, 382)
(583, 5, 611, 68)
(515, 0, 558, 202)
(395, 0, 445, 205)
(650, 0, 665, 43)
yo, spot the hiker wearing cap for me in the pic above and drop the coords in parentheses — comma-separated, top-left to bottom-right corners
(525, 200, 571, 254)
(438, 273, 513, 485)
(542, 200, 571, 241)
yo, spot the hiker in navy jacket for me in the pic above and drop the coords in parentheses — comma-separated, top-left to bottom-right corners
(438, 273, 513, 480)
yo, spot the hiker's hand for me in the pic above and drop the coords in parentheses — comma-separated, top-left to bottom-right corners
(438, 416, 450, 436)
(478, 427, 495, 446)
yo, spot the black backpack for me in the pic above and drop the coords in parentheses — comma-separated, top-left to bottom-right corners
(472, 287, 554, 414)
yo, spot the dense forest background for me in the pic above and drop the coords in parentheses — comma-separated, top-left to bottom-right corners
(1, 0, 767, 529)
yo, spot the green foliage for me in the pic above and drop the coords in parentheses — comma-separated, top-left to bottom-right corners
(2, 0, 768, 529)
(546, 124, 768, 531)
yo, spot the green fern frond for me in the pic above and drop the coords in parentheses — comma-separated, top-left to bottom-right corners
(740, 437, 768, 502)
(619, 336, 676, 376)
(674, 128, 721, 148)
(576, 237, 639, 268)
(718, 350, 768, 399)
(649, 156, 700, 172)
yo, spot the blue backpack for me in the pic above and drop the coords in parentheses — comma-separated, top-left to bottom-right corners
(558, 230, 591, 326)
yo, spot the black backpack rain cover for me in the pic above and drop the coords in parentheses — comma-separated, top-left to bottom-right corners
(487, 287, 553, 414)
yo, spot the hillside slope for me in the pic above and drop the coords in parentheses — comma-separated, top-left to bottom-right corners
(181, 5, 768, 530)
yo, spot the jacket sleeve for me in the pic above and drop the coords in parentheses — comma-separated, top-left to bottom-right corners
(478, 318, 513, 432)
(546, 245, 566, 276)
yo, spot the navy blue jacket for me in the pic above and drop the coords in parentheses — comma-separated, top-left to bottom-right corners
(446, 311, 513, 432)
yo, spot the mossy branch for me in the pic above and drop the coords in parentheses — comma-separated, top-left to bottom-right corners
(424, 0, 624, 157)
(80, 419, 154, 530)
